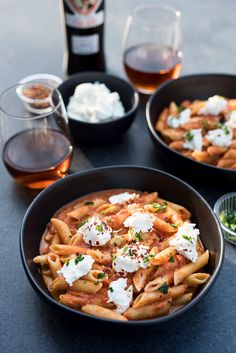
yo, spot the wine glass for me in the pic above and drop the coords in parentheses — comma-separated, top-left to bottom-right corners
(0, 82, 73, 189)
(123, 4, 182, 94)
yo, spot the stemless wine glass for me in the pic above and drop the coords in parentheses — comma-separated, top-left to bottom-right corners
(123, 4, 182, 94)
(0, 82, 73, 189)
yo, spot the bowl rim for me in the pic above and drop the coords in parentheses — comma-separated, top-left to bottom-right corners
(20, 165, 224, 325)
(146, 73, 236, 175)
(214, 191, 236, 235)
(58, 71, 139, 126)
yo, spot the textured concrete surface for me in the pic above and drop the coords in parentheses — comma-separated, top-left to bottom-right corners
(0, 1, 236, 353)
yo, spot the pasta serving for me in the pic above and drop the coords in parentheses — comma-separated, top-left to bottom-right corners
(34, 189, 210, 321)
(155, 95, 236, 169)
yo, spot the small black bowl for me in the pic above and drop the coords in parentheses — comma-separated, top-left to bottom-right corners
(20, 166, 223, 328)
(146, 74, 236, 184)
(58, 72, 139, 145)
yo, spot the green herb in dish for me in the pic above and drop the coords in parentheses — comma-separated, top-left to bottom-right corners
(96, 224, 103, 232)
(185, 131, 194, 142)
(74, 254, 84, 265)
(84, 201, 94, 206)
(182, 235, 193, 243)
(151, 202, 168, 212)
(219, 210, 236, 231)
(177, 103, 185, 113)
(157, 282, 169, 294)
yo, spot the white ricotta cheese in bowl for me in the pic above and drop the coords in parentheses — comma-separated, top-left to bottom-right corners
(183, 129, 203, 151)
(77, 216, 112, 246)
(205, 126, 233, 147)
(109, 192, 138, 204)
(112, 243, 150, 273)
(169, 222, 199, 263)
(200, 95, 227, 115)
(107, 278, 133, 314)
(167, 108, 191, 128)
(57, 255, 94, 286)
(67, 82, 125, 123)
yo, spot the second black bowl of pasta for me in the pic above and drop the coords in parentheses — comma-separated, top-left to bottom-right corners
(20, 166, 223, 327)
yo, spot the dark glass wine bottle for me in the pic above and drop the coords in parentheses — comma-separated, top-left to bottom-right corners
(61, 0, 106, 75)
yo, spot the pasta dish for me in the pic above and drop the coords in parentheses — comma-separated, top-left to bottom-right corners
(155, 95, 236, 170)
(34, 189, 210, 321)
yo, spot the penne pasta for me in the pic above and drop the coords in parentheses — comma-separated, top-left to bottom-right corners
(150, 246, 177, 266)
(82, 304, 127, 321)
(124, 300, 171, 320)
(133, 284, 186, 308)
(50, 244, 88, 256)
(172, 293, 192, 306)
(184, 273, 210, 287)
(144, 273, 173, 292)
(47, 253, 62, 278)
(156, 97, 236, 170)
(35, 188, 210, 321)
(33, 254, 48, 265)
(174, 250, 209, 285)
(51, 218, 72, 245)
(133, 267, 154, 292)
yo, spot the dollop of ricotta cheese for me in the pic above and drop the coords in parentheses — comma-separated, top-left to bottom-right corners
(183, 129, 203, 151)
(226, 111, 236, 129)
(107, 278, 133, 314)
(67, 82, 125, 123)
(205, 126, 233, 147)
(57, 255, 94, 286)
(109, 192, 138, 204)
(112, 244, 150, 273)
(167, 108, 191, 128)
(124, 212, 153, 233)
(169, 222, 199, 263)
(200, 95, 227, 115)
(78, 216, 112, 246)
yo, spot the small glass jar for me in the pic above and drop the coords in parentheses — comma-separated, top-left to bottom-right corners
(214, 192, 236, 245)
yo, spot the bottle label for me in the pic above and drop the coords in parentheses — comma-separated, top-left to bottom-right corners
(71, 34, 99, 54)
(65, 0, 104, 29)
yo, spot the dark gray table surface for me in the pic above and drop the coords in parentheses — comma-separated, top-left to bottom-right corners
(0, 1, 236, 352)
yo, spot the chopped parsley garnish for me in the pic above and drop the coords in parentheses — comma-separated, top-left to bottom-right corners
(169, 253, 175, 263)
(96, 224, 103, 232)
(182, 235, 193, 243)
(111, 254, 117, 261)
(185, 131, 194, 142)
(135, 231, 143, 241)
(108, 287, 114, 292)
(66, 260, 70, 266)
(78, 218, 88, 228)
(97, 272, 106, 279)
(74, 254, 84, 265)
(95, 281, 100, 285)
(151, 202, 168, 212)
(219, 210, 236, 231)
(128, 248, 133, 256)
(177, 103, 185, 113)
(84, 201, 94, 206)
(222, 126, 230, 135)
(217, 121, 223, 128)
(203, 120, 210, 132)
(170, 223, 179, 228)
(143, 254, 154, 264)
(123, 245, 129, 252)
(157, 282, 169, 294)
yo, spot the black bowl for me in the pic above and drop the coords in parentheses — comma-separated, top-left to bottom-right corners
(58, 72, 139, 145)
(20, 166, 223, 328)
(146, 74, 236, 184)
